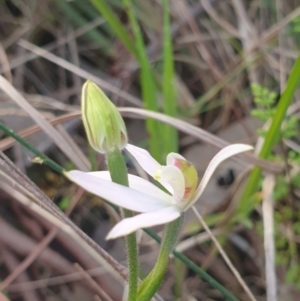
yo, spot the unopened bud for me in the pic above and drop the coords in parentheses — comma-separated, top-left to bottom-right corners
(82, 80, 127, 153)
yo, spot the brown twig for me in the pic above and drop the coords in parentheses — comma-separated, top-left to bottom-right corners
(1, 249, 39, 301)
(0, 227, 62, 291)
(74, 264, 114, 301)
(0, 184, 83, 291)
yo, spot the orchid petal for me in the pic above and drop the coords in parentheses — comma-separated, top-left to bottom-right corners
(126, 144, 173, 194)
(86, 171, 174, 206)
(66, 170, 169, 212)
(158, 166, 185, 202)
(126, 144, 160, 177)
(166, 153, 198, 202)
(166, 153, 186, 165)
(185, 144, 253, 209)
(106, 206, 181, 239)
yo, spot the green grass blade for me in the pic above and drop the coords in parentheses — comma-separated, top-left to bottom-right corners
(122, 0, 161, 161)
(73, 0, 114, 37)
(74, 0, 101, 19)
(90, 0, 139, 59)
(162, 0, 178, 154)
(238, 53, 300, 216)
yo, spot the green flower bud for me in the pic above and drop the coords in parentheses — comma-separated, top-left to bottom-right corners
(82, 80, 127, 153)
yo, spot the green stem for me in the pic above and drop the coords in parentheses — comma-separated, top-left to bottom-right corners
(144, 229, 240, 301)
(0, 122, 64, 174)
(107, 149, 138, 301)
(162, 0, 178, 155)
(137, 215, 184, 301)
(90, 0, 139, 59)
(238, 53, 300, 215)
(122, 0, 161, 162)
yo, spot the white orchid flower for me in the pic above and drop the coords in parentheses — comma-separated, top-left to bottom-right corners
(65, 143, 253, 239)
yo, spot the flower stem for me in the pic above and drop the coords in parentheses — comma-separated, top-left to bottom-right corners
(137, 215, 184, 301)
(106, 149, 138, 301)
(144, 228, 240, 301)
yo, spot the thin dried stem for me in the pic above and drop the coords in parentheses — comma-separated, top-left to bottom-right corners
(191, 206, 257, 301)
(262, 175, 277, 301)
(74, 264, 114, 301)
(17, 39, 142, 107)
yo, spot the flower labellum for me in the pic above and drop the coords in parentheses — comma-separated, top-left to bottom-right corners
(65, 143, 253, 239)
(81, 80, 127, 153)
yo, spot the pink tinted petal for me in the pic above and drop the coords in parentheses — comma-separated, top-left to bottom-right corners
(66, 170, 169, 212)
(106, 206, 181, 239)
(159, 166, 185, 202)
(166, 153, 186, 166)
(87, 171, 174, 206)
(185, 144, 253, 209)
(126, 144, 160, 177)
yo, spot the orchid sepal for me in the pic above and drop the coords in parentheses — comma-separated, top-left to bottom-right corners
(65, 170, 172, 213)
(106, 207, 181, 239)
